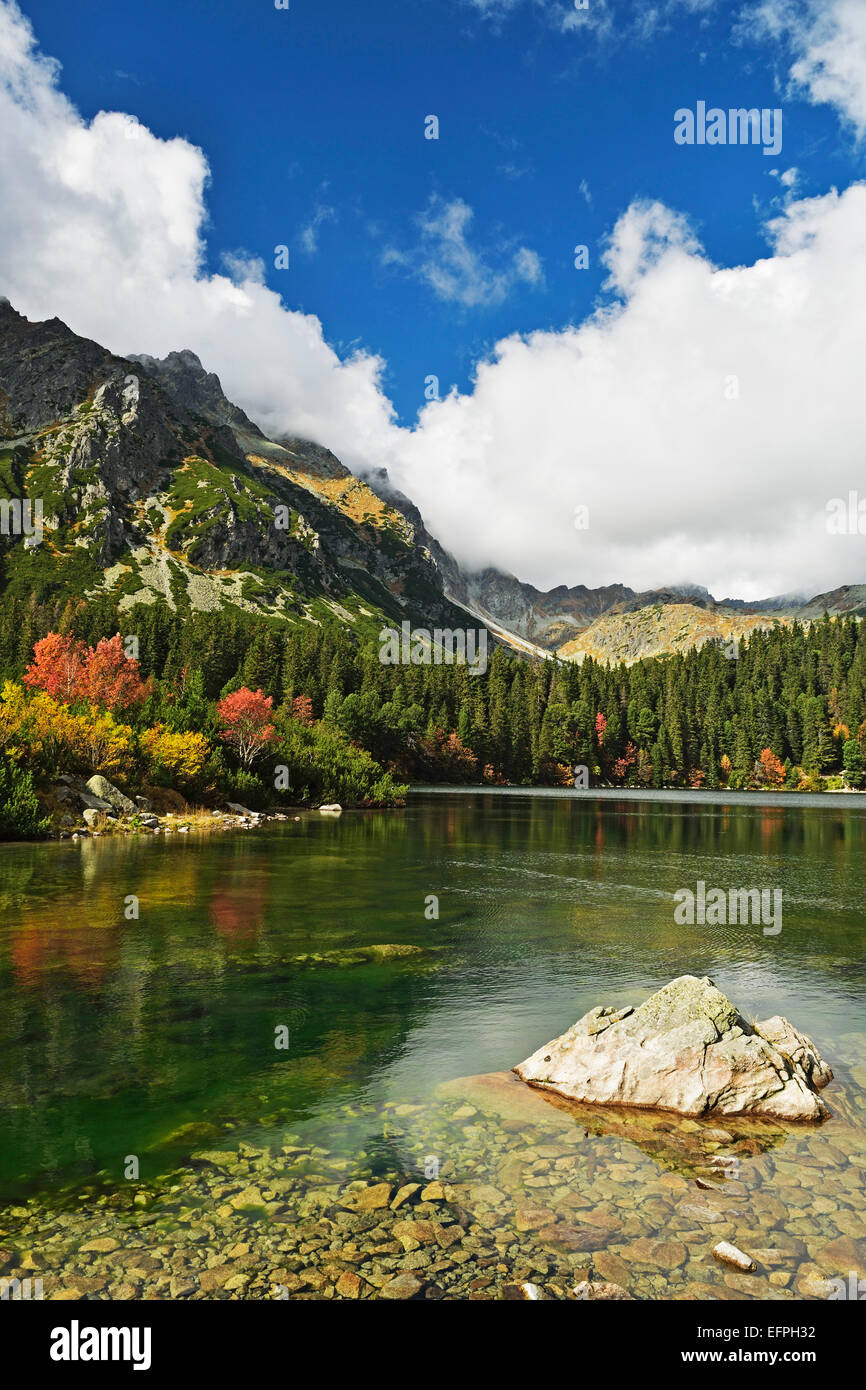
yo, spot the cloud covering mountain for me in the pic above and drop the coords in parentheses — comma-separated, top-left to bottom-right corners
(0, 0, 865, 600)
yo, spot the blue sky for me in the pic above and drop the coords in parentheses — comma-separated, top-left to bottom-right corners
(27, 0, 851, 424)
(2, 0, 865, 596)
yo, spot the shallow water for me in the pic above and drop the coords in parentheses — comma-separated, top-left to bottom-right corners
(1, 792, 864, 1299)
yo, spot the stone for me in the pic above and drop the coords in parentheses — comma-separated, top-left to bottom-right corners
(85, 775, 137, 815)
(319, 803, 343, 814)
(813, 1236, 866, 1280)
(593, 1250, 631, 1285)
(622, 1237, 687, 1271)
(336, 1271, 363, 1299)
(514, 975, 831, 1121)
(712, 1241, 757, 1272)
(80, 1237, 121, 1253)
(754, 1016, 833, 1092)
(390, 1183, 421, 1210)
(76, 791, 113, 812)
(515, 1205, 555, 1232)
(343, 1183, 392, 1212)
(538, 1223, 608, 1252)
(198, 1264, 236, 1291)
(392, 1220, 439, 1248)
(380, 1271, 424, 1300)
(573, 1280, 634, 1300)
(228, 1186, 266, 1209)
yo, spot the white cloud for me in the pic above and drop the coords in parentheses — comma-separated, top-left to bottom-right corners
(383, 196, 545, 307)
(0, 1, 396, 474)
(1, 0, 866, 604)
(392, 183, 866, 598)
(299, 200, 336, 255)
(463, 0, 710, 40)
(462, 0, 612, 38)
(747, 0, 866, 137)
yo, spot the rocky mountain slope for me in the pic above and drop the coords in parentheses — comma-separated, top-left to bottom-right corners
(1, 299, 861, 666)
(352, 479, 864, 662)
(0, 301, 469, 636)
(555, 588, 866, 666)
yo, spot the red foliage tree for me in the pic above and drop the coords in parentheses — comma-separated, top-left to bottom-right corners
(595, 711, 607, 746)
(79, 635, 149, 710)
(216, 687, 277, 767)
(23, 631, 148, 710)
(291, 694, 315, 726)
(23, 632, 86, 702)
(611, 741, 638, 783)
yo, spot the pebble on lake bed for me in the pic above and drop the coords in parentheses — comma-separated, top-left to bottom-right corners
(712, 1241, 757, 1272)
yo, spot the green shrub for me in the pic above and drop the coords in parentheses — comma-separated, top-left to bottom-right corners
(0, 757, 52, 839)
(225, 768, 268, 809)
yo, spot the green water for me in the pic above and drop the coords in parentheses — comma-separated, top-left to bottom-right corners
(1, 790, 865, 1207)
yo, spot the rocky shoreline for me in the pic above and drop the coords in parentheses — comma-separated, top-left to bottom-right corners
(50, 773, 335, 842)
(2, 1065, 864, 1302)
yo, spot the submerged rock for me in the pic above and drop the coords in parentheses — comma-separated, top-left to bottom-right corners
(713, 1241, 757, 1272)
(288, 944, 426, 969)
(573, 1280, 635, 1300)
(514, 975, 832, 1122)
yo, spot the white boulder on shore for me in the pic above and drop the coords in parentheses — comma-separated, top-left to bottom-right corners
(514, 974, 832, 1122)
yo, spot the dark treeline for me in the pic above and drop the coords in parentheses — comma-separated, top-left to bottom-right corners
(1, 591, 864, 790)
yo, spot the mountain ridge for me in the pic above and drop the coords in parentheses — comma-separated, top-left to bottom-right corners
(1, 300, 862, 665)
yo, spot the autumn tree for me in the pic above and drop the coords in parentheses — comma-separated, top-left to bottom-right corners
(23, 633, 86, 702)
(80, 635, 150, 710)
(23, 632, 148, 711)
(757, 747, 786, 787)
(291, 694, 315, 726)
(216, 687, 277, 767)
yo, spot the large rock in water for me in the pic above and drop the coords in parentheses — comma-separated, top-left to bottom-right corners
(514, 975, 832, 1122)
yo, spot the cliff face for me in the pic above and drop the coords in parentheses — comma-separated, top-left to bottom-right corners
(0, 301, 469, 634)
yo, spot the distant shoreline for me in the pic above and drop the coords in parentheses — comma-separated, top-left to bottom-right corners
(411, 785, 866, 811)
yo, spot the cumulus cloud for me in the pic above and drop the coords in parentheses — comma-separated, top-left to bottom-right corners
(382, 196, 545, 307)
(394, 183, 866, 598)
(1, 0, 865, 603)
(0, 1, 397, 474)
(746, 0, 866, 137)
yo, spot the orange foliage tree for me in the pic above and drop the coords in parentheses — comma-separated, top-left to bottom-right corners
(216, 687, 277, 767)
(24, 632, 149, 711)
(757, 747, 786, 787)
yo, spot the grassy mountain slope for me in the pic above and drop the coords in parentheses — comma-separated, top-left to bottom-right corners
(0, 301, 470, 641)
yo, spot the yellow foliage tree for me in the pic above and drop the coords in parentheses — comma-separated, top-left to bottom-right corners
(140, 724, 210, 784)
(0, 682, 133, 775)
